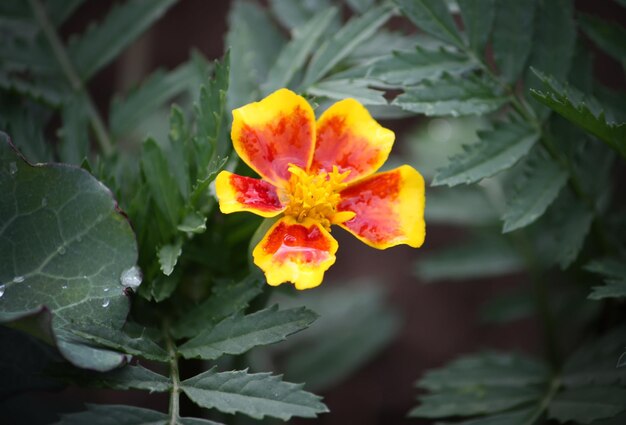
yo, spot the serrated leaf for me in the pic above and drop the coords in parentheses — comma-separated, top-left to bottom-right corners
(301, 4, 394, 88)
(172, 273, 263, 339)
(268, 0, 329, 30)
(58, 364, 170, 392)
(410, 386, 542, 418)
(308, 79, 387, 105)
(589, 280, 626, 300)
(263, 7, 338, 93)
(181, 368, 328, 420)
(0, 134, 137, 371)
(492, 0, 536, 83)
(502, 148, 568, 233)
(68, 0, 177, 79)
(158, 240, 182, 276)
(432, 120, 539, 186)
(0, 70, 65, 106)
(45, 0, 86, 26)
(530, 70, 626, 158)
(417, 352, 548, 391)
(57, 404, 223, 425)
(524, 0, 576, 119)
(579, 14, 626, 68)
(141, 138, 183, 227)
(177, 212, 206, 234)
(337, 46, 474, 87)
(110, 61, 200, 138)
(58, 94, 89, 165)
(393, 73, 508, 117)
(549, 387, 626, 424)
(179, 306, 317, 360)
(457, 0, 495, 55)
(395, 0, 464, 49)
(415, 234, 525, 281)
(68, 325, 168, 362)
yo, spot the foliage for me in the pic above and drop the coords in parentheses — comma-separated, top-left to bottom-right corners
(0, 0, 625, 423)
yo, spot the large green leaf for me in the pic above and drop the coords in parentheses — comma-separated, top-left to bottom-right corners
(58, 364, 171, 392)
(0, 134, 138, 371)
(415, 234, 525, 281)
(578, 14, 626, 68)
(300, 4, 394, 88)
(110, 61, 201, 139)
(492, 0, 536, 83)
(172, 273, 263, 339)
(67, 0, 177, 79)
(457, 0, 495, 55)
(57, 404, 223, 425)
(181, 368, 328, 420)
(394, 0, 464, 49)
(501, 147, 568, 233)
(432, 119, 539, 186)
(307, 79, 387, 106)
(393, 73, 507, 117)
(263, 7, 338, 93)
(589, 280, 626, 300)
(530, 70, 626, 159)
(179, 306, 317, 360)
(548, 387, 626, 424)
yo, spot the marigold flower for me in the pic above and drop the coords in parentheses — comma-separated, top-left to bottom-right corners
(216, 89, 425, 289)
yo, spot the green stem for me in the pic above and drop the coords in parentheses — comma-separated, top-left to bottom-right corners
(27, 0, 114, 157)
(523, 376, 561, 425)
(163, 319, 181, 425)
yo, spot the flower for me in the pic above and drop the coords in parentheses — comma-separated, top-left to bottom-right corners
(216, 89, 425, 289)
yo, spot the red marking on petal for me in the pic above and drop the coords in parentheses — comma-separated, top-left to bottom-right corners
(263, 221, 332, 264)
(230, 174, 282, 212)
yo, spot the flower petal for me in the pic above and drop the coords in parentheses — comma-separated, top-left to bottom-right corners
(231, 89, 316, 185)
(215, 171, 285, 217)
(311, 98, 394, 183)
(253, 216, 338, 290)
(337, 165, 426, 249)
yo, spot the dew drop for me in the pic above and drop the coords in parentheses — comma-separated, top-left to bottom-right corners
(41, 197, 48, 207)
(13, 276, 24, 283)
(57, 246, 66, 255)
(102, 299, 110, 308)
(9, 162, 17, 175)
(62, 283, 68, 290)
(120, 265, 142, 290)
(0, 284, 5, 298)
(103, 287, 109, 292)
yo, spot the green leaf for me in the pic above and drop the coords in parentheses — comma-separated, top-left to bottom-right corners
(524, 0, 576, 119)
(68, 0, 177, 79)
(45, 0, 86, 26)
(339, 46, 475, 87)
(172, 273, 263, 339)
(394, 0, 464, 49)
(177, 211, 207, 234)
(57, 404, 224, 425)
(586, 258, 626, 300)
(480, 291, 534, 324)
(181, 368, 328, 420)
(501, 147, 568, 233)
(549, 387, 626, 424)
(68, 325, 168, 362)
(589, 280, 626, 300)
(301, 4, 394, 88)
(346, 0, 375, 13)
(110, 61, 200, 139)
(457, 0, 495, 55)
(579, 14, 626, 68)
(530, 70, 626, 158)
(268, 0, 329, 30)
(417, 352, 548, 391)
(0, 70, 65, 106)
(179, 306, 317, 360)
(58, 364, 171, 392)
(158, 239, 182, 276)
(431, 408, 537, 425)
(307, 79, 387, 105)
(393, 74, 508, 117)
(492, 0, 536, 82)
(226, 0, 286, 109)
(410, 386, 542, 418)
(432, 119, 539, 186)
(425, 187, 499, 225)
(415, 234, 525, 281)
(0, 135, 137, 371)
(263, 7, 338, 93)
(141, 138, 183, 227)
(58, 94, 89, 164)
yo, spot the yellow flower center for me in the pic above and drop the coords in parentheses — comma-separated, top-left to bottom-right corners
(283, 165, 352, 230)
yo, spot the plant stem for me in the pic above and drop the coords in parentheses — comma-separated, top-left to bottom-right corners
(163, 319, 181, 425)
(523, 376, 561, 425)
(27, 0, 114, 157)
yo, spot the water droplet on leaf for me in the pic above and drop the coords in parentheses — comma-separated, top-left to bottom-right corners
(41, 197, 48, 207)
(13, 276, 24, 283)
(102, 299, 110, 308)
(0, 284, 5, 298)
(57, 246, 66, 255)
(103, 287, 109, 292)
(9, 162, 17, 175)
(120, 265, 142, 289)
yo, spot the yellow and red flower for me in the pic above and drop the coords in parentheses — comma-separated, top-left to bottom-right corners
(216, 89, 425, 290)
